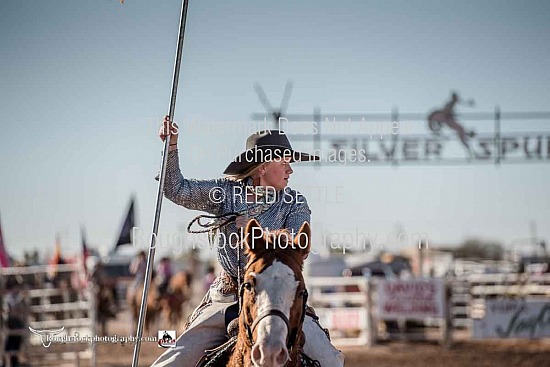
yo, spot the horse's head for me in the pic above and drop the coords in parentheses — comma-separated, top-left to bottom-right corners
(239, 219, 311, 367)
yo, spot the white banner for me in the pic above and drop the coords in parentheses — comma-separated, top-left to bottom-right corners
(315, 308, 366, 331)
(377, 279, 445, 319)
(473, 299, 550, 339)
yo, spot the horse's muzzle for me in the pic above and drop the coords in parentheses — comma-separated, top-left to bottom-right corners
(251, 341, 289, 367)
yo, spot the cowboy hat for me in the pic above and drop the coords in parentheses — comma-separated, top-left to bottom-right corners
(223, 130, 319, 175)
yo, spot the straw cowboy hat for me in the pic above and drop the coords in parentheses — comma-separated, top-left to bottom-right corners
(223, 130, 319, 175)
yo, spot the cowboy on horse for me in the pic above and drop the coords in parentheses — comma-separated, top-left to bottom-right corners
(155, 256, 174, 299)
(150, 116, 344, 367)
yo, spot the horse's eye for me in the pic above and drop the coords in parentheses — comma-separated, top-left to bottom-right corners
(244, 282, 253, 291)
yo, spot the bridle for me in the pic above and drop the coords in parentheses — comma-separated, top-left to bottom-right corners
(240, 282, 308, 352)
(238, 257, 309, 353)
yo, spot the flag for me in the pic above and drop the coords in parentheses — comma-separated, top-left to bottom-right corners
(114, 196, 136, 250)
(52, 233, 66, 265)
(0, 214, 10, 267)
(49, 233, 64, 278)
(81, 225, 90, 272)
(52, 234, 62, 264)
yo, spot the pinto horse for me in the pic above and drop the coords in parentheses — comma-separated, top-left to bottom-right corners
(227, 219, 311, 367)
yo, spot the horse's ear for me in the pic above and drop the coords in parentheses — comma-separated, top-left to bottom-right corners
(244, 218, 266, 256)
(293, 221, 311, 259)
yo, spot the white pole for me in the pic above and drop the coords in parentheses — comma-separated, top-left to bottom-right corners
(131, 1, 190, 366)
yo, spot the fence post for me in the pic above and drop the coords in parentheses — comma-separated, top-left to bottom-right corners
(90, 281, 97, 367)
(441, 280, 453, 348)
(366, 277, 376, 347)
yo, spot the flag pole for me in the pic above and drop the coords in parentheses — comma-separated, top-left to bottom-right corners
(131, 0, 190, 366)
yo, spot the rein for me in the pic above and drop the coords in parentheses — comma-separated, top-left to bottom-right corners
(187, 212, 239, 234)
(186, 183, 277, 309)
(186, 183, 277, 238)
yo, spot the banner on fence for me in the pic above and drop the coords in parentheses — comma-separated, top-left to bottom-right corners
(377, 279, 445, 319)
(315, 308, 366, 330)
(473, 299, 550, 339)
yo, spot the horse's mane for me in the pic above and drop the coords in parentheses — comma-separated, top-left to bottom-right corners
(244, 228, 305, 273)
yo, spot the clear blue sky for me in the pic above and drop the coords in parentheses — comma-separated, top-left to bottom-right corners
(1, 0, 549, 260)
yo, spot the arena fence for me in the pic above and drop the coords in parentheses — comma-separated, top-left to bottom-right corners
(0, 264, 96, 367)
(452, 272, 550, 331)
(306, 276, 373, 346)
(306, 276, 451, 347)
(307, 273, 550, 347)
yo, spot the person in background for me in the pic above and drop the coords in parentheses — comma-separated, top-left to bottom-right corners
(156, 256, 174, 298)
(128, 250, 147, 298)
(3, 283, 27, 367)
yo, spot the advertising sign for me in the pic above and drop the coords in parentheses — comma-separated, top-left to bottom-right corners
(473, 299, 550, 339)
(377, 279, 445, 319)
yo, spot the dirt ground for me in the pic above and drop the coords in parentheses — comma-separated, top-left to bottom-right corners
(93, 338, 550, 367)
(93, 309, 550, 367)
(20, 308, 550, 366)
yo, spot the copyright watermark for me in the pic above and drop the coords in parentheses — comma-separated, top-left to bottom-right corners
(131, 226, 430, 256)
(208, 186, 226, 203)
(316, 229, 430, 255)
(208, 185, 306, 204)
(154, 116, 402, 138)
(29, 327, 158, 347)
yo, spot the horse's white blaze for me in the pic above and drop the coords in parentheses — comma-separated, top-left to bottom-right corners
(254, 260, 298, 347)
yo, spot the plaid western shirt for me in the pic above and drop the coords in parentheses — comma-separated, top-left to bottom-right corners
(163, 150, 311, 279)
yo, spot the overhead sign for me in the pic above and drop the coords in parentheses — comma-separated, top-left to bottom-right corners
(327, 135, 550, 163)
(258, 92, 550, 166)
(377, 279, 445, 319)
(473, 299, 550, 339)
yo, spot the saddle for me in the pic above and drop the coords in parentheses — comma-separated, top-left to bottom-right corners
(194, 303, 239, 367)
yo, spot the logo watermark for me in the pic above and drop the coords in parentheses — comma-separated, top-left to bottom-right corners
(157, 330, 176, 348)
(28, 327, 158, 347)
(28, 326, 65, 348)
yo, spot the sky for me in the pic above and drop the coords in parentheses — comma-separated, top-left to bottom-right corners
(1, 0, 549, 261)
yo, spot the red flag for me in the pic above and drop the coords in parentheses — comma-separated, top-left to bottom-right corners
(0, 214, 10, 267)
(52, 234, 62, 264)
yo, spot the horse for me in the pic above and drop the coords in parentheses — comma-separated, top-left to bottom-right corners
(159, 271, 192, 326)
(128, 280, 160, 334)
(49, 268, 81, 320)
(89, 262, 118, 335)
(225, 219, 311, 367)
(95, 283, 118, 336)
